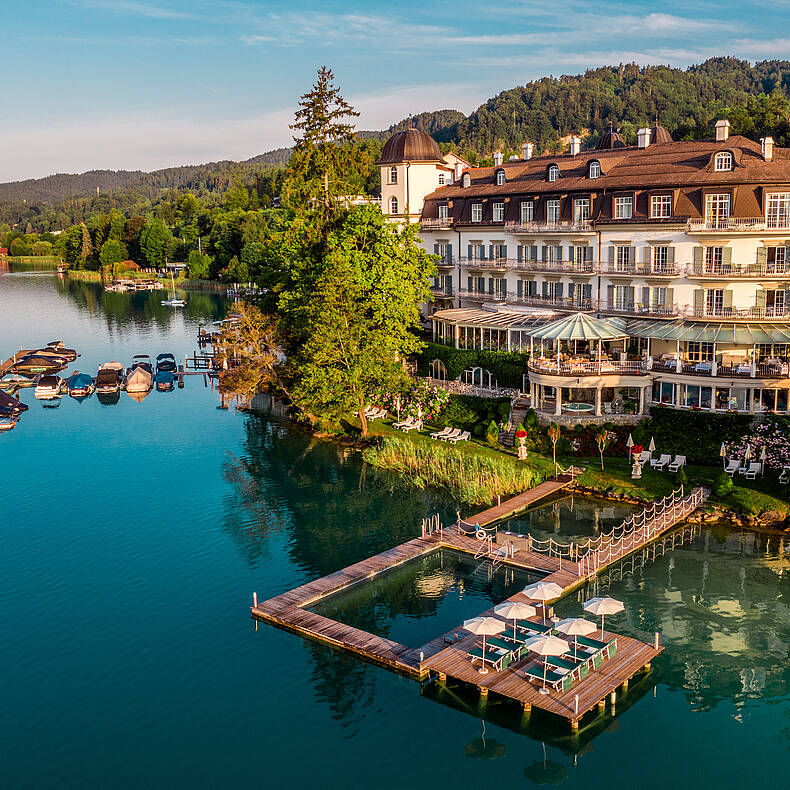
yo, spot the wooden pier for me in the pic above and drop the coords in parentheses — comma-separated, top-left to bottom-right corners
(252, 482, 703, 727)
(0, 350, 34, 378)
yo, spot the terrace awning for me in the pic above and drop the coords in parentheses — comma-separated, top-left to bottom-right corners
(430, 308, 556, 329)
(526, 313, 629, 341)
(625, 319, 790, 345)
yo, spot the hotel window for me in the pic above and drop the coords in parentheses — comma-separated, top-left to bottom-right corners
(496, 170, 506, 186)
(766, 289, 787, 316)
(705, 288, 725, 315)
(705, 246, 724, 273)
(614, 195, 633, 219)
(389, 196, 398, 214)
(471, 203, 483, 223)
(548, 165, 559, 182)
(714, 152, 733, 171)
(438, 173, 445, 185)
(613, 285, 631, 309)
(436, 242, 450, 262)
(574, 245, 591, 268)
(652, 246, 669, 270)
(615, 245, 633, 271)
(389, 166, 398, 184)
(546, 198, 561, 225)
(520, 201, 534, 224)
(650, 194, 672, 218)
(461, 173, 471, 188)
(767, 193, 790, 228)
(687, 342, 714, 362)
(492, 202, 505, 222)
(588, 161, 601, 179)
(768, 245, 787, 273)
(573, 197, 590, 223)
(438, 204, 448, 220)
(651, 286, 668, 310)
(705, 193, 730, 227)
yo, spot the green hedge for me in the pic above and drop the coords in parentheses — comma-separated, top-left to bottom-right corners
(633, 406, 753, 464)
(417, 342, 528, 388)
(436, 394, 511, 436)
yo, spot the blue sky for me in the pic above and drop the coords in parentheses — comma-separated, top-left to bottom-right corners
(2, 0, 788, 181)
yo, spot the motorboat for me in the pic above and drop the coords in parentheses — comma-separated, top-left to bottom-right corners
(67, 372, 94, 399)
(0, 418, 16, 432)
(155, 353, 177, 373)
(154, 370, 175, 392)
(125, 355, 153, 393)
(130, 354, 153, 374)
(11, 354, 65, 375)
(0, 390, 28, 417)
(40, 341, 79, 361)
(34, 374, 64, 399)
(95, 362, 125, 395)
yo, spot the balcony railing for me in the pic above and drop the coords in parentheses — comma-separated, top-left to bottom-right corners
(651, 359, 789, 378)
(688, 306, 790, 319)
(430, 286, 455, 297)
(458, 288, 508, 302)
(505, 220, 594, 233)
(461, 257, 595, 274)
(600, 262, 681, 276)
(462, 256, 510, 270)
(421, 218, 454, 229)
(508, 294, 594, 311)
(528, 358, 648, 376)
(686, 218, 790, 233)
(598, 302, 681, 317)
(690, 263, 790, 278)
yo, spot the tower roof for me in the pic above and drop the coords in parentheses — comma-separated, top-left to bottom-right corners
(376, 128, 445, 165)
(650, 123, 673, 144)
(595, 130, 626, 150)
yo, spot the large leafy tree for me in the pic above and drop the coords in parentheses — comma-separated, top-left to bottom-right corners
(140, 218, 173, 267)
(289, 206, 434, 436)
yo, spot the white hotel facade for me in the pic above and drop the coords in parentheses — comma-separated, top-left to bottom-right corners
(376, 124, 790, 420)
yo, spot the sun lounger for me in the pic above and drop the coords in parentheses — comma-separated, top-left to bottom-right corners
(638, 451, 651, 465)
(487, 635, 520, 654)
(468, 645, 505, 671)
(743, 462, 761, 480)
(364, 407, 386, 421)
(575, 635, 612, 652)
(430, 426, 453, 439)
(779, 466, 790, 484)
(546, 656, 578, 672)
(525, 665, 573, 692)
(392, 416, 415, 429)
(592, 653, 604, 670)
(399, 419, 423, 433)
(651, 453, 671, 470)
(724, 459, 740, 477)
(518, 619, 552, 633)
(446, 430, 471, 444)
(439, 428, 462, 442)
(668, 455, 686, 472)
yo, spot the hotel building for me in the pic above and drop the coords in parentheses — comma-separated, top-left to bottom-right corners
(377, 123, 790, 420)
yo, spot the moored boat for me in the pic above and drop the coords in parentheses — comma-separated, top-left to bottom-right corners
(67, 372, 94, 398)
(0, 390, 28, 417)
(34, 374, 63, 399)
(11, 354, 66, 375)
(155, 353, 177, 373)
(125, 355, 153, 393)
(154, 370, 175, 391)
(95, 362, 125, 395)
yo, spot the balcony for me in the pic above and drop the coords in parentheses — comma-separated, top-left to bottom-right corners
(430, 286, 455, 298)
(461, 257, 595, 274)
(528, 358, 648, 377)
(688, 306, 790, 320)
(458, 288, 507, 303)
(508, 294, 593, 311)
(686, 218, 790, 233)
(462, 256, 510, 271)
(600, 262, 682, 277)
(598, 302, 681, 318)
(421, 217, 454, 229)
(689, 263, 790, 279)
(651, 359, 789, 379)
(505, 220, 594, 234)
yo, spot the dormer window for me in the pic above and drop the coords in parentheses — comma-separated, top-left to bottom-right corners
(588, 161, 601, 179)
(461, 172, 471, 188)
(495, 169, 506, 186)
(714, 152, 733, 172)
(438, 173, 445, 185)
(548, 165, 559, 182)
(389, 166, 398, 184)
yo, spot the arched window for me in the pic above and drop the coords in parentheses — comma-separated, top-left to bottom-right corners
(548, 165, 559, 182)
(496, 169, 506, 186)
(714, 152, 733, 172)
(389, 166, 398, 184)
(588, 160, 601, 179)
(428, 359, 447, 380)
(389, 196, 398, 214)
(438, 172, 445, 185)
(461, 366, 497, 390)
(461, 172, 471, 188)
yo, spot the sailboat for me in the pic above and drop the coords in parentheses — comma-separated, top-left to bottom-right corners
(161, 272, 186, 307)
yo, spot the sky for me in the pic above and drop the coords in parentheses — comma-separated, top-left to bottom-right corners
(1, 0, 788, 182)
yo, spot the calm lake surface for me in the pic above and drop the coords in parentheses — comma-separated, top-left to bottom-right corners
(2, 269, 790, 789)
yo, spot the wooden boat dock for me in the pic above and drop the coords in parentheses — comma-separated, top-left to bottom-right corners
(252, 482, 703, 728)
(0, 350, 34, 378)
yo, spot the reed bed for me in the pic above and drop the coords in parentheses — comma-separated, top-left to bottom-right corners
(363, 436, 544, 505)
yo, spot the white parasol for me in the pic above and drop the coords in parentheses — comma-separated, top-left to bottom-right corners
(523, 634, 570, 694)
(463, 616, 505, 674)
(583, 597, 624, 638)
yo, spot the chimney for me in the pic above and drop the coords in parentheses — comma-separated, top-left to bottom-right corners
(493, 151, 504, 167)
(454, 161, 463, 181)
(637, 128, 651, 149)
(569, 135, 581, 156)
(522, 142, 534, 160)
(715, 119, 730, 142)
(762, 136, 774, 161)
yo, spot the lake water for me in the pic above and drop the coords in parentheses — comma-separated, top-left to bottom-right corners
(2, 269, 790, 788)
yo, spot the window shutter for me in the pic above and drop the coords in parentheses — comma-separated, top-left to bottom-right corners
(627, 286, 635, 307)
(529, 281, 537, 296)
(517, 280, 523, 297)
(755, 288, 767, 311)
(694, 289, 704, 314)
(567, 245, 574, 262)
(477, 277, 485, 292)
(467, 276, 473, 292)
(666, 287, 674, 307)
(541, 245, 547, 262)
(641, 287, 650, 308)
(585, 246, 593, 262)
(556, 245, 563, 262)
(756, 247, 767, 266)
(608, 246, 615, 264)
(502, 245, 508, 259)
(568, 282, 575, 298)
(693, 247, 704, 270)
(446, 247, 452, 264)
(433, 243, 439, 255)
(517, 245, 523, 262)
(584, 284, 592, 300)
(607, 284, 614, 306)
(467, 244, 473, 260)
(555, 283, 564, 299)
(723, 290, 733, 309)
(542, 282, 548, 297)
(488, 277, 494, 294)
(530, 245, 538, 261)
(489, 245, 494, 260)
(447, 275, 453, 291)
(629, 246, 637, 264)
(479, 245, 486, 261)
(667, 246, 675, 263)
(722, 247, 732, 266)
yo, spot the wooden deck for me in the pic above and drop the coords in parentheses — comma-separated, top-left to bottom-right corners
(0, 350, 34, 377)
(465, 475, 576, 526)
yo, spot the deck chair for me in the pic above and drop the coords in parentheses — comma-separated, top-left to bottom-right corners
(724, 459, 740, 477)
(446, 430, 471, 444)
(744, 462, 761, 480)
(439, 428, 462, 442)
(576, 635, 608, 651)
(651, 453, 671, 470)
(392, 416, 414, 429)
(779, 466, 790, 484)
(638, 451, 651, 465)
(525, 665, 564, 686)
(668, 455, 686, 472)
(592, 653, 604, 670)
(546, 656, 577, 672)
(399, 419, 422, 433)
(606, 640, 618, 659)
(430, 426, 453, 440)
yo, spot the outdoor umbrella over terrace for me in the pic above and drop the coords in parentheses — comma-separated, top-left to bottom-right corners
(523, 581, 564, 622)
(583, 597, 624, 638)
(523, 634, 570, 695)
(463, 616, 505, 675)
(554, 617, 597, 660)
(494, 601, 537, 633)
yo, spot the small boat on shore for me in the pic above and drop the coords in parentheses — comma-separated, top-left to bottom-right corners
(41, 341, 78, 362)
(95, 362, 125, 395)
(35, 374, 64, 399)
(67, 372, 94, 399)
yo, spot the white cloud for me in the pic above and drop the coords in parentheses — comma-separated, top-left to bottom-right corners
(64, 0, 197, 19)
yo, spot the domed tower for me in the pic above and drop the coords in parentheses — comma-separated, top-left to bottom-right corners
(376, 128, 453, 224)
(650, 122, 673, 144)
(595, 129, 626, 150)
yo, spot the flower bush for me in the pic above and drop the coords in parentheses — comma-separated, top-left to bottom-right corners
(728, 420, 790, 471)
(377, 378, 450, 421)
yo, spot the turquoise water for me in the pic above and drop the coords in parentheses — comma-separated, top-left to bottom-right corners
(311, 549, 544, 647)
(2, 270, 790, 788)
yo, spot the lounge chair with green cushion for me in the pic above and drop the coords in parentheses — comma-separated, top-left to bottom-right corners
(487, 635, 518, 654)
(500, 653, 512, 671)
(560, 674, 574, 692)
(576, 635, 608, 651)
(525, 665, 564, 685)
(592, 653, 604, 670)
(546, 656, 578, 672)
(606, 640, 618, 659)
(502, 627, 527, 644)
(469, 646, 504, 671)
(519, 619, 552, 633)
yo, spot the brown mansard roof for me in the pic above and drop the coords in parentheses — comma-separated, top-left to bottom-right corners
(376, 128, 445, 165)
(425, 136, 790, 202)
